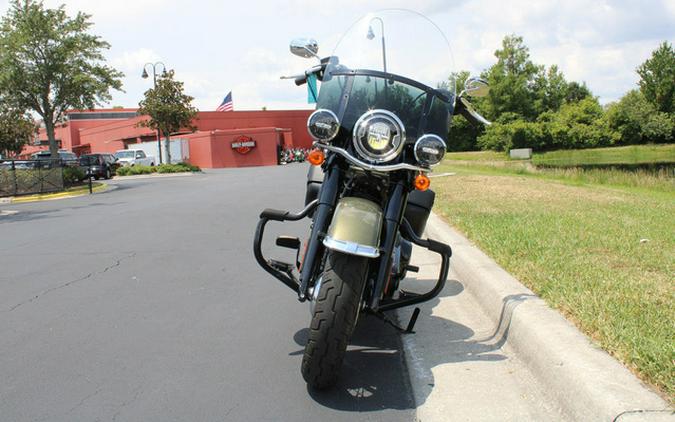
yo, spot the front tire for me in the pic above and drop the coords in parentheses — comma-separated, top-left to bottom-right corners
(301, 250, 368, 389)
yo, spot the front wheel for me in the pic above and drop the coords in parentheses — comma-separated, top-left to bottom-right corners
(301, 250, 368, 389)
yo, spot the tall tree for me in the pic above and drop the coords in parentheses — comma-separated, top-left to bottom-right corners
(0, 103, 35, 157)
(137, 70, 197, 164)
(0, 0, 123, 158)
(481, 35, 540, 120)
(637, 41, 675, 113)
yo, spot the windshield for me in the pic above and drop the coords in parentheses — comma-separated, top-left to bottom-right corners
(80, 155, 100, 165)
(115, 151, 134, 159)
(318, 9, 455, 141)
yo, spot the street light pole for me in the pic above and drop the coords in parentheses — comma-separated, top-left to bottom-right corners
(367, 17, 387, 73)
(142, 62, 166, 164)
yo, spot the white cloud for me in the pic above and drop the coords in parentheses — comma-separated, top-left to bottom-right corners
(0, 0, 672, 108)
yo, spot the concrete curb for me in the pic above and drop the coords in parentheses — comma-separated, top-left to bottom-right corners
(4, 183, 109, 204)
(422, 212, 671, 421)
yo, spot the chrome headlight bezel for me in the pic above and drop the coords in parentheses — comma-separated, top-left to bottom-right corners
(307, 109, 340, 143)
(352, 109, 406, 163)
(414, 134, 446, 167)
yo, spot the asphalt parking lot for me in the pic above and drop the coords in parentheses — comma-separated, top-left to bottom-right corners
(0, 166, 415, 421)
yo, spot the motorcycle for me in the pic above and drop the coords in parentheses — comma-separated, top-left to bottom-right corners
(253, 9, 491, 389)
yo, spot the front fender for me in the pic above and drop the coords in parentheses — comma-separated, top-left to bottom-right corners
(322, 197, 382, 258)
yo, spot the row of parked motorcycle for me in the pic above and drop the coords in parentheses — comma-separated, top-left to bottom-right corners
(279, 148, 311, 165)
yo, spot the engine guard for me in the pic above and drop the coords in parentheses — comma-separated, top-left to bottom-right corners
(252, 200, 318, 294)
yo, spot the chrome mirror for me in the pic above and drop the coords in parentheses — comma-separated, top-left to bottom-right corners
(290, 38, 319, 59)
(464, 77, 490, 98)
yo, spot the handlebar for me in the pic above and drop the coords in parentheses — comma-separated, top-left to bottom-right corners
(280, 59, 329, 86)
(454, 96, 491, 126)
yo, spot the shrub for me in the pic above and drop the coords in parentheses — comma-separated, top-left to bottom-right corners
(115, 162, 200, 176)
(156, 162, 201, 173)
(63, 166, 85, 183)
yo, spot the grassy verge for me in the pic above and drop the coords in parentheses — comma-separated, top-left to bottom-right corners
(533, 144, 675, 166)
(446, 144, 675, 166)
(11, 182, 106, 203)
(432, 163, 674, 401)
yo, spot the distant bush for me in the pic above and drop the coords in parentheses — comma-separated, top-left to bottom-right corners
(63, 166, 85, 183)
(156, 162, 201, 173)
(477, 98, 619, 152)
(116, 162, 200, 176)
(116, 165, 156, 176)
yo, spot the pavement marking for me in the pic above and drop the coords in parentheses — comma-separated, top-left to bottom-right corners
(0, 210, 19, 216)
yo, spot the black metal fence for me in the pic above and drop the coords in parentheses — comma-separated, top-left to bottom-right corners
(0, 159, 68, 197)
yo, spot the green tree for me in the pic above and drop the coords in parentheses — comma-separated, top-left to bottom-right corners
(637, 41, 675, 113)
(481, 35, 540, 120)
(0, 103, 35, 156)
(564, 81, 592, 103)
(542, 97, 616, 149)
(0, 1, 123, 158)
(137, 70, 197, 164)
(533, 64, 568, 115)
(606, 89, 674, 144)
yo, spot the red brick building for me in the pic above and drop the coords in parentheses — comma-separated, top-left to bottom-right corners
(22, 108, 314, 168)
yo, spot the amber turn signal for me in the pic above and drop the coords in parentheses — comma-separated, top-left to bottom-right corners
(414, 173, 430, 191)
(307, 149, 325, 166)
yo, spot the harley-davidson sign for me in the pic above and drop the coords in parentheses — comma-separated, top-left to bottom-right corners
(231, 136, 256, 154)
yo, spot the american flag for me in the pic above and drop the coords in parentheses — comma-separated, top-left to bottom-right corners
(216, 92, 233, 112)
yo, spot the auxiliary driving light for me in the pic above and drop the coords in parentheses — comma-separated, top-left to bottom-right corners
(414, 134, 446, 167)
(307, 109, 340, 142)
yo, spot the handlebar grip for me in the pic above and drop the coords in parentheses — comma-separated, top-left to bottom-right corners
(294, 75, 308, 86)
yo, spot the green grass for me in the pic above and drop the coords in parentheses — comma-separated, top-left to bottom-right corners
(532, 144, 675, 167)
(432, 163, 675, 402)
(441, 144, 675, 193)
(445, 150, 509, 161)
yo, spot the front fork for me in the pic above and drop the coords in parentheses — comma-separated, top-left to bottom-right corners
(253, 163, 452, 314)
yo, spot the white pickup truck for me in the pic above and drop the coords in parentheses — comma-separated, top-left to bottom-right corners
(114, 149, 156, 167)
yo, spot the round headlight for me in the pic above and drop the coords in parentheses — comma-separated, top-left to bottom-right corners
(307, 109, 340, 143)
(414, 134, 446, 167)
(352, 110, 405, 163)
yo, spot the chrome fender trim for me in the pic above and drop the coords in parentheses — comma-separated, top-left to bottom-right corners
(322, 197, 382, 258)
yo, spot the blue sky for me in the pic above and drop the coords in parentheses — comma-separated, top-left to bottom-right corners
(1, 0, 673, 111)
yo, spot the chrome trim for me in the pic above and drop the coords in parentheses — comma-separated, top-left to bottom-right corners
(323, 236, 380, 258)
(413, 134, 446, 167)
(318, 143, 430, 173)
(352, 109, 406, 163)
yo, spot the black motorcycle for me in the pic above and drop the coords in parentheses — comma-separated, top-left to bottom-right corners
(254, 9, 490, 389)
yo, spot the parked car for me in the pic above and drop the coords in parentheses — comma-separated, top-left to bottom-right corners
(79, 153, 119, 179)
(31, 150, 79, 167)
(114, 149, 155, 167)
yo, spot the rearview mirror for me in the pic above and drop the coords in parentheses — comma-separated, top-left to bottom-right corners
(464, 77, 489, 98)
(290, 38, 319, 59)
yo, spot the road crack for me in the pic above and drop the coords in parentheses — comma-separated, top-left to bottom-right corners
(7, 252, 136, 312)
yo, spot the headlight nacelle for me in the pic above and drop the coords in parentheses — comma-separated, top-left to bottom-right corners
(414, 134, 446, 167)
(352, 110, 406, 163)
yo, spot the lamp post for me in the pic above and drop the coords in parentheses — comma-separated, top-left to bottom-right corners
(142, 62, 166, 164)
(367, 17, 387, 73)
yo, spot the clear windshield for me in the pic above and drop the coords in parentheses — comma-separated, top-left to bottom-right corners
(318, 9, 455, 141)
(115, 151, 134, 159)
